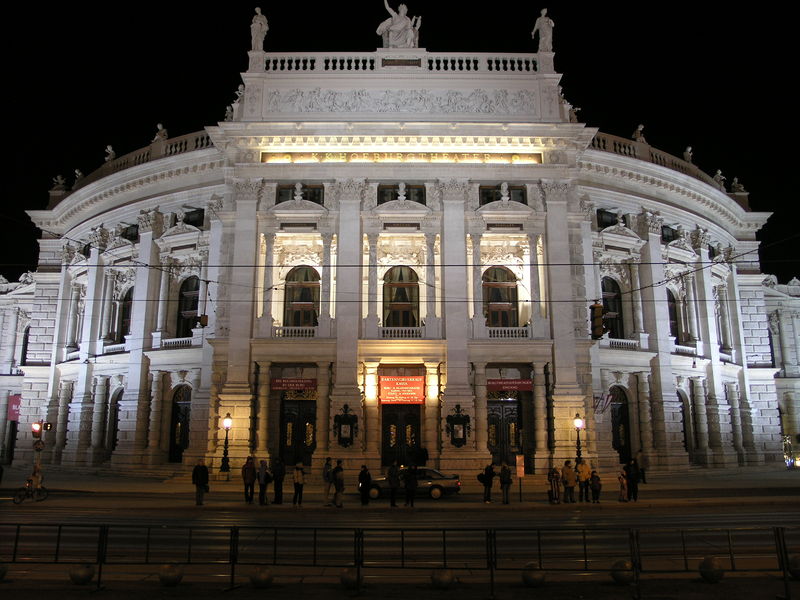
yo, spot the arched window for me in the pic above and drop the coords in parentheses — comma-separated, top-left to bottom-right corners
(383, 266, 419, 327)
(601, 277, 624, 339)
(482, 266, 519, 327)
(20, 326, 31, 366)
(176, 277, 200, 338)
(116, 288, 134, 343)
(283, 266, 320, 327)
(666, 288, 680, 340)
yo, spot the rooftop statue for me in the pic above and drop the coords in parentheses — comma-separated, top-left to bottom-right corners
(730, 177, 747, 193)
(531, 8, 554, 52)
(104, 145, 116, 162)
(152, 123, 168, 143)
(377, 0, 421, 48)
(683, 146, 693, 163)
(250, 7, 269, 52)
(632, 124, 646, 143)
(51, 175, 67, 191)
(713, 169, 726, 190)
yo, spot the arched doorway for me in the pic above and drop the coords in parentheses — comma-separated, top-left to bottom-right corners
(609, 386, 632, 465)
(104, 388, 124, 460)
(169, 385, 192, 462)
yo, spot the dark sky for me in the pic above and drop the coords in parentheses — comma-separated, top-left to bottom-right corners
(5, 2, 798, 283)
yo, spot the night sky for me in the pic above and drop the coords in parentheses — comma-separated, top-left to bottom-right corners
(5, 2, 798, 283)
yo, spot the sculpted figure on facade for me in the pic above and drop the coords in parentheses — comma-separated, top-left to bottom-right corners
(51, 175, 67, 191)
(730, 177, 747, 193)
(377, 0, 421, 48)
(632, 124, 646, 143)
(250, 7, 269, 51)
(713, 169, 726, 190)
(683, 145, 693, 163)
(531, 8, 554, 52)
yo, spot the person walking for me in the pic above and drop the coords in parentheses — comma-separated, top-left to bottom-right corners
(482, 463, 496, 503)
(332, 459, 345, 508)
(241, 456, 256, 504)
(617, 470, 628, 502)
(576, 458, 591, 503)
(499, 462, 512, 504)
(272, 457, 286, 504)
(257, 459, 272, 505)
(322, 457, 333, 506)
(191, 458, 209, 506)
(561, 460, 577, 503)
(387, 460, 401, 507)
(292, 463, 305, 507)
(358, 464, 372, 506)
(404, 464, 418, 507)
(590, 470, 602, 503)
(624, 459, 640, 502)
(547, 466, 561, 504)
(635, 449, 649, 484)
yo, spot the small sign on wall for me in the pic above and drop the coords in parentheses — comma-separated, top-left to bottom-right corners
(379, 376, 425, 404)
(7, 394, 21, 421)
(271, 378, 317, 391)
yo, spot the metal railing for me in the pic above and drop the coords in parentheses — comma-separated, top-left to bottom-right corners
(0, 524, 795, 598)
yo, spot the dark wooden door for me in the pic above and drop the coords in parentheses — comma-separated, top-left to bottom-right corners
(280, 399, 316, 467)
(381, 404, 422, 467)
(168, 386, 191, 463)
(610, 387, 632, 465)
(487, 400, 520, 465)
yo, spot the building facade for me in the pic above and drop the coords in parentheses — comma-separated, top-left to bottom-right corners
(1, 16, 795, 476)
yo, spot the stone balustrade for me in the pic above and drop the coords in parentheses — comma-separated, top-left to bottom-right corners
(600, 337, 641, 351)
(161, 336, 193, 349)
(380, 327, 422, 339)
(486, 326, 531, 339)
(273, 326, 317, 338)
(102, 343, 126, 355)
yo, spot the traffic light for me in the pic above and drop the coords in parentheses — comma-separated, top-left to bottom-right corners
(31, 421, 42, 439)
(590, 302, 606, 340)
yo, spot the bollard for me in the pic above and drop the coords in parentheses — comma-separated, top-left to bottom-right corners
(431, 569, 455, 589)
(698, 556, 725, 583)
(68, 564, 96, 585)
(521, 562, 546, 587)
(158, 563, 184, 586)
(250, 567, 274, 588)
(610, 559, 634, 585)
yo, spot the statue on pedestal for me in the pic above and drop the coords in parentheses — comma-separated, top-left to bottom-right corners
(730, 177, 746, 193)
(250, 7, 269, 51)
(683, 146, 693, 163)
(152, 123, 168, 143)
(631, 124, 646, 143)
(713, 169, 726, 190)
(531, 8, 554, 52)
(377, 0, 421, 48)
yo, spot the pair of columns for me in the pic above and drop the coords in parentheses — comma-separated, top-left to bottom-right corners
(53, 376, 116, 465)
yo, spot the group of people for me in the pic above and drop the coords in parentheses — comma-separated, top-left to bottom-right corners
(479, 462, 514, 504)
(545, 455, 646, 505)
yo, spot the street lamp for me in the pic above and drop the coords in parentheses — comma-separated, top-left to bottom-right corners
(220, 413, 233, 478)
(573, 413, 585, 464)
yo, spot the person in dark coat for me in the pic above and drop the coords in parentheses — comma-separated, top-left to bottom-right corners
(482, 463, 496, 503)
(332, 459, 345, 508)
(387, 460, 401, 507)
(404, 464, 418, 507)
(499, 462, 512, 504)
(547, 466, 561, 504)
(272, 457, 286, 504)
(358, 464, 372, 506)
(624, 459, 640, 502)
(590, 470, 602, 503)
(241, 456, 256, 504)
(191, 458, 209, 506)
(257, 459, 272, 505)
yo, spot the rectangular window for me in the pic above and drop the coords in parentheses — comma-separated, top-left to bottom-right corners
(276, 185, 325, 205)
(479, 185, 526, 206)
(377, 185, 426, 205)
(120, 224, 139, 242)
(661, 225, 679, 244)
(183, 209, 205, 228)
(596, 209, 618, 229)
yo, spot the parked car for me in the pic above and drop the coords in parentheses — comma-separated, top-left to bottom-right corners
(369, 468, 461, 500)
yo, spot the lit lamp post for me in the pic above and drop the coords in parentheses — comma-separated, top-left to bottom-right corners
(220, 412, 233, 479)
(573, 413, 585, 464)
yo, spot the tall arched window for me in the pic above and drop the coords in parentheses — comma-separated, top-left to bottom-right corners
(283, 266, 320, 326)
(383, 266, 419, 327)
(20, 326, 31, 366)
(666, 288, 680, 340)
(176, 276, 200, 338)
(482, 266, 519, 327)
(601, 277, 624, 339)
(116, 287, 134, 343)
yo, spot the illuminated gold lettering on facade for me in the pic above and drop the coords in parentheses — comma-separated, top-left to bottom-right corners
(261, 152, 543, 165)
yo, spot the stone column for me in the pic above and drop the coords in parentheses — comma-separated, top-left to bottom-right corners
(52, 381, 73, 463)
(198, 251, 209, 319)
(262, 232, 274, 328)
(88, 376, 109, 465)
(365, 233, 379, 336)
(100, 272, 115, 341)
(473, 363, 488, 451)
(637, 372, 654, 452)
(685, 275, 699, 342)
(527, 234, 542, 324)
(316, 361, 330, 452)
(159, 375, 173, 455)
(362, 361, 380, 456)
(66, 285, 81, 348)
(319, 234, 332, 334)
(155, 257, 171, 334)
(147, 371, 165, 461)
(256, 361, 271, 455)
(725, 381, 745, 459)
(2, 308, 20, 365)
(691, 377, 710, 464)
(470, 233, 483, 333)
(0, 390, 9, 461)
(424, 233, 440, 337)
(533, 362, 548, 455)
(628, 259, 644, 334)
(718, 285, 732, 352)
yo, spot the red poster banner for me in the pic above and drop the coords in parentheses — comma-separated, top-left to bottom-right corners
(486, 379, 532, 392)
(271, 378, 317, 391)
(379, 376, 425, 404)
(7, 394, 21, 421)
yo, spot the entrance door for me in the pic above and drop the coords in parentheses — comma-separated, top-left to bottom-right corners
(381, 404, 422, 467)
(168, 385, 192, 463)
(280, 399, 316, 467)
(487, 400, 520, 466)
(609, 386, 632, 465)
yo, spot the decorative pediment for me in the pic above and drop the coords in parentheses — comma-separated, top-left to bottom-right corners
(269, 198, 328, 215)
(599, 223, 642, 242)
(666, 236, 697, 256)
(161, 212, 201, 239)
(476, 199, 534, 215)
(372, 199, 431, 216)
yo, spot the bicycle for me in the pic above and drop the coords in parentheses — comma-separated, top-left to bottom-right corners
(12, 479, 49, 504)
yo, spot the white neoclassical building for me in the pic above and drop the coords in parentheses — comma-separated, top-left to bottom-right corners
(1, 10, 796, 477)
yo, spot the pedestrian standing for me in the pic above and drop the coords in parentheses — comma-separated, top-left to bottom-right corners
(547, 467, 561, 504)
(617, 470, 628, 502)
(332, 459, 345, 508)
(257, 459, 272, 505)
(561, 460, 577, 503)
(191, 458, 209, 506)
(242, 456, 256, 504)
(624, 459, 640, 502)
(590, 470, 602, 503)
(482, 463, 496, 503)
(272, 457, 286, 504)
(635, 449, 649, 484)
(387, 460, 401, 507)
(499, 462, 512, 504)
(576, 458, 591, 502)
(292, 463, 305, 507)
(358, 464, 371, 506)
(404, 464, 418, 507)
(322, 457, 333, 506)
